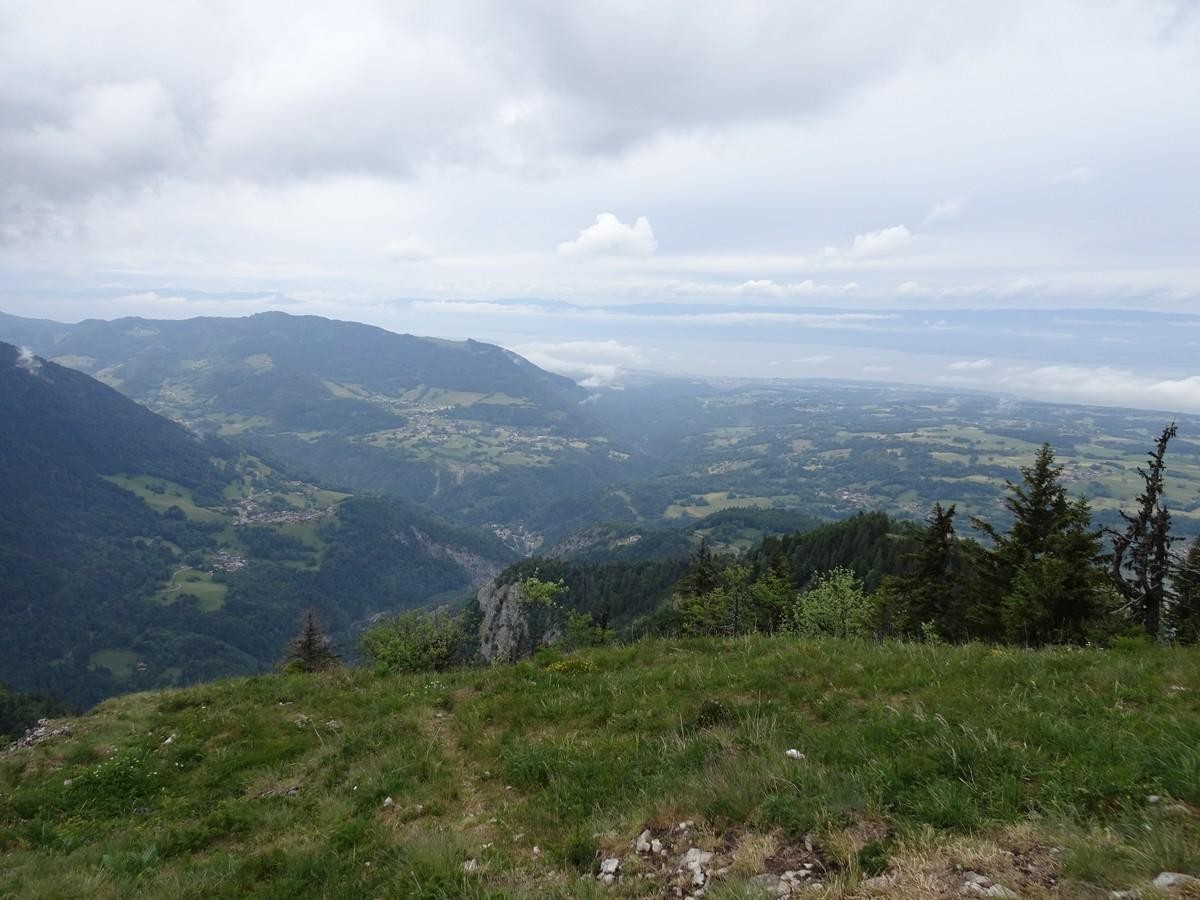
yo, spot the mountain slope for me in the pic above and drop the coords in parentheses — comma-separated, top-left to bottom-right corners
(0, 343, 514, 706)
(0, 310, 640, 540)
(2, 638, 1197, 898)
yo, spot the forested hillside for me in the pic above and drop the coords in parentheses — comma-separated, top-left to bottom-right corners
(0, 344, 513, 706)
(6, 310, 1199, 553)
(0, 311, 639, 539)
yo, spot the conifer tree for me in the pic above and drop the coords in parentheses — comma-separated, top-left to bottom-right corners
(878, 503, 963, 638)
(1168, 534, 1200, 644)
(972, 444, 1106, 644)
(282, 609, 341, 673)
(1109, 423, 1177, 639)
(674, 539, 721, 598)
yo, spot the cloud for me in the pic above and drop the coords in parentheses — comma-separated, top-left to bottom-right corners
(1, 79, 186, 197)
(897, 280, 923, 296)
(794, 354, 833, 364)
(845, 225, 913, 260)
(999, 365, 1200, 413)
(14, 346, 41, 375)
(947, 359, 993, 370)
(557, 213, 657, 257)
(862, 364, 895, 373)
(735, 279, 816, 297)
(410, 299, 552, 316)
(923, 197, 964, 226)
(512, 339, 646, 387)
(384, 237, 434, 262)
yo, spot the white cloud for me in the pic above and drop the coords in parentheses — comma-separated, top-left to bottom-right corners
(999, 365, 1200, 413)
(947, 358, 993, 370)
(384, 237, 434, 262)
(15, 346, 41, 375)
(794, 354, 833, 364)
(557, 213, 657, 258)
(845, 224, 913, 260)
(512, 339, 646, 387)
(897, 280, 923, 296)
(923, 197, 964, 226)
(735, 279, 817, 297)
(862, 364, 895, 373)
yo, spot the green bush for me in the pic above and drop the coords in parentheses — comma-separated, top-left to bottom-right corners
(787, 567, 872, 638)
(545, 656, 596, 675)
(359, 611, 464, 674)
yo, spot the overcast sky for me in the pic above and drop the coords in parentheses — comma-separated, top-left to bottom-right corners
(2, 1, 1199, 410)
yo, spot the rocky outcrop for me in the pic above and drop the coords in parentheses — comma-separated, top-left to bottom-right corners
(7, 718, 73, 752)
(476, 579, 561, 663)
(408, 528, 504, 588)
(477, 580, 526, 663)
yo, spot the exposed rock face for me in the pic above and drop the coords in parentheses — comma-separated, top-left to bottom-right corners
(408, 528, 504, 588)
(477, 580, 528, 663)
(476, 579, 563, 663)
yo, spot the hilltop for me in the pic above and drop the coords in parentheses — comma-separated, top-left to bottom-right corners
(2, 636, 1198, 898)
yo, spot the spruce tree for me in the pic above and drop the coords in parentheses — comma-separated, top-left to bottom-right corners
(1109, 423, 1177, 639)
(1168, 534, 1200, 644)
(282, 609, 341, 673)
(879, 503, 963, 639)
(972, 444, 1106, 644)
(674, 539, 721, 598)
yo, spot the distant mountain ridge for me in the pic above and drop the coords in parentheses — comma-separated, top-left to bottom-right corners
(0, 310, 636, 537)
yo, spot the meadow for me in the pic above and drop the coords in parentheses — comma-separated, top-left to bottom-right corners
(3, 636, 1198, 898)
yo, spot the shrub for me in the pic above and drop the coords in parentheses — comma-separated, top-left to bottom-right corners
(787, 567, 872, 638)
(519, 574, 567, 607)
(545, 657, 596, 675)
(359, 611, 464, 674)
(561, 609, 613, 651)
(693, 698, 733, 729)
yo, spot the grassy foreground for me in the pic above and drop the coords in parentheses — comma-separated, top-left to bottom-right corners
(2, 637, 1199, 899)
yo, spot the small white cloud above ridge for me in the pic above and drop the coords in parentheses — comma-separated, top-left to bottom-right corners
(557, 213, 657, 258)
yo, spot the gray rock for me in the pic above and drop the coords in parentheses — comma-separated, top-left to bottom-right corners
(7, 718, 74, 752)
(1153, 872, 1200, 890)
(860, 875, 891, 892)
(635, 829, 652, 853)
(748, 873, 788, 897)
(963, 871, 992, 887)
(598, 856, 620, 885)
(681, 848, 713, 887)
(985, 887, 1019, 898)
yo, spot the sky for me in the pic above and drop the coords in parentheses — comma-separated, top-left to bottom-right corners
(1, 1, 1199, 411)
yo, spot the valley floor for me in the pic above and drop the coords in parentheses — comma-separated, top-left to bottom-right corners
(2, 637, 1199, 899)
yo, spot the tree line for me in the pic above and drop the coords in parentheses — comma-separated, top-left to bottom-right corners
(280, 424, 1200, 680)
(674, 425, 1200, 646)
